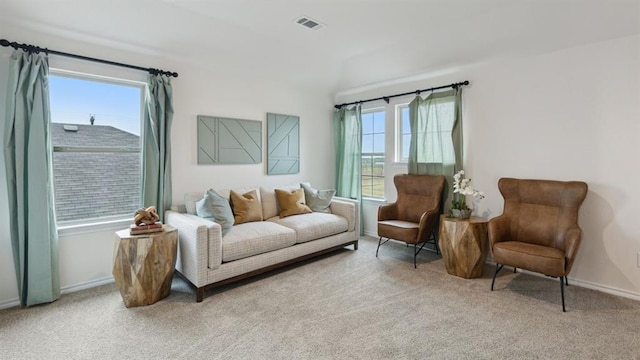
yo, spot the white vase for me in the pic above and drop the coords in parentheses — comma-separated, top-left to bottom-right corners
(451, 209, 472, 219)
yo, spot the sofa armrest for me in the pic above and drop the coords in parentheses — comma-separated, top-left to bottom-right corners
(563, 226, 582, 274)
(378, 202, 398, 221)
(330, 197, 359, 234)
(417, 207, 440, 244)
(488, 215, 510, 249)
(165, 210, 222, 287)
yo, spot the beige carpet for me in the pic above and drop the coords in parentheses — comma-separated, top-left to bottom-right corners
(1, 236, 639, 360)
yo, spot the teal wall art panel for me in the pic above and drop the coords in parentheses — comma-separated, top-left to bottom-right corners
(267, 113, 299, 175)
(197, 115, 262, 164)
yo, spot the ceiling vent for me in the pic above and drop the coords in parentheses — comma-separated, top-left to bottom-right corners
(295, 16, 325, 31)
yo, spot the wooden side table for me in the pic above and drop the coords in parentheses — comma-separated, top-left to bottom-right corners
(438, 216, 488, 279)
(112, 225, 178, 307)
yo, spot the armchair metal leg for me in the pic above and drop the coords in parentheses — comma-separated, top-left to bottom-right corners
(377, 236, 428, 269)
(432, 233, 440, 255)
(376, 237, 390, 257)
(560, 276, 566, 312)
(412, 241, 428, 269)
(565, 276, 569, 286)
(491, 264, 504, 291)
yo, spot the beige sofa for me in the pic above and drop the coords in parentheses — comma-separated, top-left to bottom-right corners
(165, 184, 359, 302)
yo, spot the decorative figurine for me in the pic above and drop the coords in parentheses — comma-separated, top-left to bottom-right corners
(133, 206, 160, 226)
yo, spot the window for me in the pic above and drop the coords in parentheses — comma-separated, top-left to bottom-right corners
(49, 72, 144, 224)
(361, 109, 385, 199)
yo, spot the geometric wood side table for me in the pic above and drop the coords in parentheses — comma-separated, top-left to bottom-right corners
(112, 225, 178, 307)
(438, 216, 488, 279)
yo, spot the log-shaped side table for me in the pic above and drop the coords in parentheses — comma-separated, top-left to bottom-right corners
(113, 225, 178, 307)
(438, 216, 488, 279)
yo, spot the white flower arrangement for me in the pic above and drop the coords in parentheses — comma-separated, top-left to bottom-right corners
(451, 170, 485, 211)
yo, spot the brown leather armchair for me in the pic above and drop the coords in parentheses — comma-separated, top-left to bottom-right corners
(377, 174, 445, 268)
(489, 178, 588, 311)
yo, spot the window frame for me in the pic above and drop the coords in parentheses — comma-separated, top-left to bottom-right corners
(395, 103, 410, 163)
(49, 69, 145, 229)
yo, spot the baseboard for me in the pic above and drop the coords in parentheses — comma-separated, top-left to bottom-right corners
(485, 259, 640, 302)
(61, 276, 114, 295)
(2, 257, 639, 310)
(363, 230, 378, 238)
(568, 278, 640, 302)
(0, 276, 115, 310)
(0, 297, 20, 310)
(365, 232, 640, 302)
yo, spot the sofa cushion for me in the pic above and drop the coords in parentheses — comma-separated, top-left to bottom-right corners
(269, 212, 348, 243)
(185, 192, 204, 215)
(301, 183, 335, 213)
(230, 190, 263, 224)
(222, 222, 296, 262)
(185, 186, 259, 215)
(260, 184, 301, 219)
(196, 189, 234, 237)
(275, 188, 312, 218)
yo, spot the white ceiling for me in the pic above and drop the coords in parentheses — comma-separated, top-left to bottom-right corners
(1, 0, 639, 93)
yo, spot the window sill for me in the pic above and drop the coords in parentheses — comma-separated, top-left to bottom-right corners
(362, 197, 386, 205)
(57, 218, 132, 237)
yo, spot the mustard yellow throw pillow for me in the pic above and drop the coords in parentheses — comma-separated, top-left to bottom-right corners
(230, 190, 263, 225)
(275, 188, 312, 218)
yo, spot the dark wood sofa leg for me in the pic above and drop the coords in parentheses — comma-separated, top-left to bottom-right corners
(354, 241, 358, 250)
(196, 287, 204, 303)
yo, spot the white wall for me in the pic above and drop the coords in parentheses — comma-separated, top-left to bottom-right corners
(0, 25, 334, 307)
(2, 25, 639, 307)
(169, 68, 335, 199)
(336, 34, 640, 299)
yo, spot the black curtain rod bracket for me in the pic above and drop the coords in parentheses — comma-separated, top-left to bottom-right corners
(335, 80, 469, 109)
(1, 39, 178, 78)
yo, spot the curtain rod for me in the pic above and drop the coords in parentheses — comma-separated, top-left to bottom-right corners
(334, 80, 469, 109)
(0, 39, 178, 78)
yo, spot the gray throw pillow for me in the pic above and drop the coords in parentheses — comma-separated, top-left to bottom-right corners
(196, 189, 234, 236)
(301, 183, 335, 213)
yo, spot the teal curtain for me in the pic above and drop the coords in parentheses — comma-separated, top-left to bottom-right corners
(334, 105, 362, 200)
(407, 87, 463, 211)
(334, 105, 362, 233)
(142, 75, 173, 222)
(3, 50, 60, 307)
